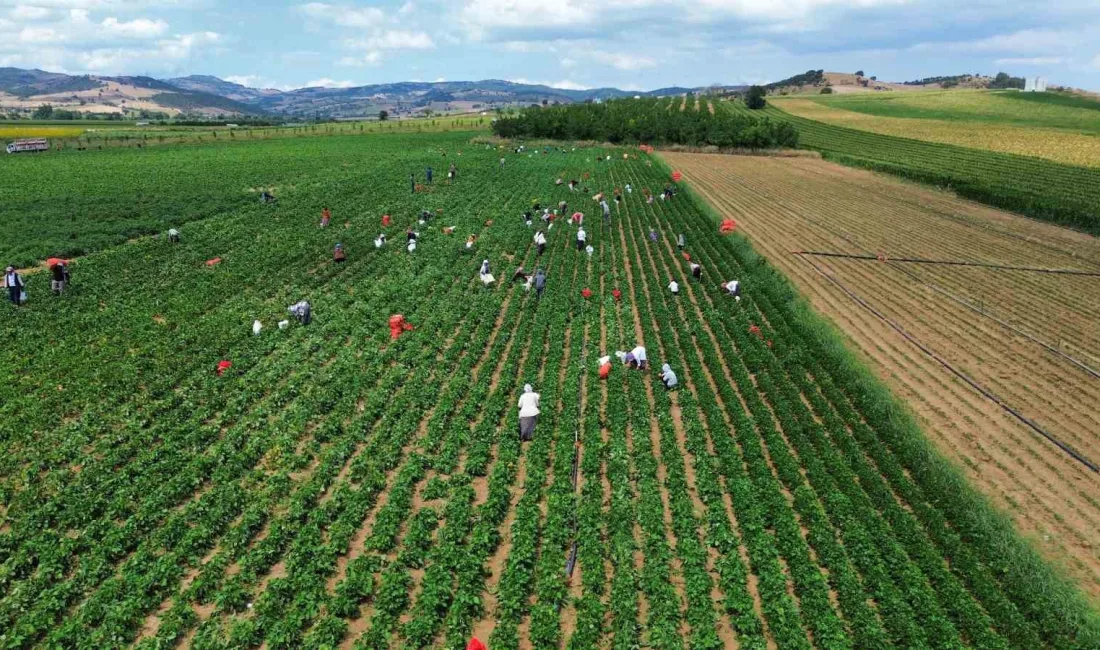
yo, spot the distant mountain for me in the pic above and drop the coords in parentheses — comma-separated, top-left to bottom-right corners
(1, 66, 738, 118)
(0, 67, 257, 116)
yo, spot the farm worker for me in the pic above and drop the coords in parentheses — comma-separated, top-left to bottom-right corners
(616, 345, 647, 369)
(512, 267, 530, 283)
(649, 230, 658, 243)
(517, 384, 541, 442)
(585, 244, 594, 257)
(216, 360, 232, 376)
(479, 259, 495, 287)
(598, 355, 612, 380)
(410, 173, 416, 194)
(252, 320, 263, 336)
(500, 157, 506, 169)
(260, 190, 276, 204)
(677, 233, 686, 250)
(407, 228, 419, 242)
(660, 364, 679, 390)
(49, 260, 67, 295)
(601, 200, 611, 226)
(534, 230, 547, 257)
(448, 162, 457, 182)
(466, 234, 478, 250)
(468, 638, 487, 650)
(614, 189, 622, 206)
(556, 178, 563, 186)
(571, 211, 583, 226)
(443, 226, 456, 235)
(690, 262, 702, 280)
(534, 268, 547, 299)
(568, 180, 577, 192)
(389, 314, 414, 340)
(625, 184, 632, 194)
(668, 279, 680, 296)
(333, 243, 347, 262)
(321, 207, 331, 228)
(576, 227, 587, 251)
(593, 191, 604, 203)
(524, 212, 533, 227)
(682, 252, 691, 262)
(720, 218, 737, 234)
(375, 233, 387, 248)
(5, 266, 25, 305)
(724, 280, 742, 301)
(382, 214, 392, 227)
(662, 185, 673, 200)
(647, 193, 655, 205)
(426, 166, 433, 184)
(559, 200, 569, 216)
(419, 210, 433, 225)
(407, 240, 417, 253)
(581, 288, 593, 299)
(612, 288, 622, 302)
(168, 228, 181, 243)
(289, 300, 312, 325)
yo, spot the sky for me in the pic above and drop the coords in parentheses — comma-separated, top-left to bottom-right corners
(1, 0, 1099, 92)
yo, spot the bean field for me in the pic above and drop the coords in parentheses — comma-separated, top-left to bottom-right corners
(1, 132, 1097, 649)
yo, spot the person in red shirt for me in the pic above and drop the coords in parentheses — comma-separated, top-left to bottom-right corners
(320, 207, 331, 228)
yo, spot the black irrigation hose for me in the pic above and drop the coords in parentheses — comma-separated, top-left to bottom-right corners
(792, 250, 1100, 278)
(799, 255, 1100, 475)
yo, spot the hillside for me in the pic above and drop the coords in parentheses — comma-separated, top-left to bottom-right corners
(0, 68, 257, 117)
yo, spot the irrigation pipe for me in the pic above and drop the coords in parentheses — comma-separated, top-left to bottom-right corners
(792, 250, 1100, 278)
(799, 255, 1099, 475)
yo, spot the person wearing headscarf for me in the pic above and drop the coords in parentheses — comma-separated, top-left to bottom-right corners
(5, 266, 25, 305)
(677, 233, 686, 250)
(517, 384, 541, 442)
(333, 243, 346, 262)
(724, 279, 742, 301)
(288, 300, 312, 325)
(168, 228, 181, 243)
(660, 364, 678, 390)
(690, 262, 702, 280)
(479, 259, 495, 287)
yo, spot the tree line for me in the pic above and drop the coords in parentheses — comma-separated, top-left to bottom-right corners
(491, 97, 799, 149)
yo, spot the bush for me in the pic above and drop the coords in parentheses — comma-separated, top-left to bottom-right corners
(745, 86, 767, 110)
(820, 87, 834, 95)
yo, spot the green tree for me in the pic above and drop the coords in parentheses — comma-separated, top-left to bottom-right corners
(33, 104, 54, 119)
(378, 110, 389, 121)
(855, 70, 865, 77)
(820, 87, 834, 95)
(745, 86, 767, 110)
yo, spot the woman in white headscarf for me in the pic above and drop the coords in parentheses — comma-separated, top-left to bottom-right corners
(479, 259, 495, 287)
(517, 384, 540, 442)
(660, 364, 678, 390)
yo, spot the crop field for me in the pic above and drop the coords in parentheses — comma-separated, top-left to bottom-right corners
(664, 151, 1100, 603)
(770, 97, 1100, 169)
(1, 133, 1098, 650)
(727, 101, 1100, 235)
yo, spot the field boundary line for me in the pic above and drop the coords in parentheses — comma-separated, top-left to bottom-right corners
(792, 250, 1100, 277)
(798, 255, 1100, 475)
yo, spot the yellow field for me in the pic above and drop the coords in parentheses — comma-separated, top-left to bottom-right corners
(773, 98, 1100, 168)
(0, 125, 85, 138)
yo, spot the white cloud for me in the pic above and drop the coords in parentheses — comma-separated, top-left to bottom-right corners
(304, 77, 357, 88)
(994, 57, 1064, 66)
(18, 25, 63, 42)
(349, 30, 434, 50)
(10, 5, 52, 20)
(338, 51, 382, 66)
(100, 16, 167, 39)
(1092, 54, 1100, 70)
(398, 1, 414, 15)
(296, 2, 385, 28)
(508, 77, 591, 90)
(914, 27, 1099, 55)
(591, 50, 657, 70)
(224, 74, 261, 86)
(155, 30, 218, 58)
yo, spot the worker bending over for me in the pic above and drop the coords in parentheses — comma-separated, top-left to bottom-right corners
(660, 364, 678, 390)
(517, 384, 541, 442)
(576, 227, 587, 251)
(616, 345, 648, 370)
(333, 243, 346, 262)
(288, 300, 312, 325)
(724, 279, 741, 301)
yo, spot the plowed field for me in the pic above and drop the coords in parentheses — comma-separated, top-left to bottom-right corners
(664, 152, 1100, 601)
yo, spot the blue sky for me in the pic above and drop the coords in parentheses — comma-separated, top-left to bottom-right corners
(1, 0, 1098, 91)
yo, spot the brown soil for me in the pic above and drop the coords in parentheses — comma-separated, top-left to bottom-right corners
(664, 152, 1100, 601)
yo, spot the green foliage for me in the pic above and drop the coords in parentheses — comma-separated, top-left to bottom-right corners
(378, 110, 389, 121)
(820, 87, 834, 95)
(32, 104, 53, 119)
(492, 97, 797, 148)
(991, 72, 1025, 89)
(765, 69, 825, 90)
(0, 130, 1095, 650)
(745, 86, 768, 109)
(736, 102, 1100, 234)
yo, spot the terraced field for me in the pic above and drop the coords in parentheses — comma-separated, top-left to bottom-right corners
(665, 151, 1100, 604)
(1, 133, 1098, 649)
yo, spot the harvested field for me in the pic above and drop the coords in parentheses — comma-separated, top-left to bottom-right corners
(665, 151, 1100, 601)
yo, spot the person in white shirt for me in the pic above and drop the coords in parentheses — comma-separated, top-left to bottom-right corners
(668, 279, 679, 296)
(690, 263, 702, 280)
(517, 384, 541, 442)
(724, 280, 741, 301)
(5, 267, 24, 306)
(168, 228, 180, 243)
(615, 346, 648, 370)
(576, 227, 587, 251)
(534, 230, 547, 257)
